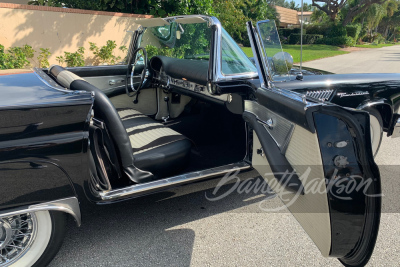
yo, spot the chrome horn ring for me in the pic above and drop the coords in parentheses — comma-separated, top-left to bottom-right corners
(0, 213, 37, 267)
(127, 47, 148, 97)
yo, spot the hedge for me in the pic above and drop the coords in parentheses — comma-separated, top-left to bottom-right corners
(305, 25, 328, 36)
(326, 25, 347, 38)
(278, 28, 305, 38)
(346, 24, 361, 39)
(288, 34, 323, 45)
(306, 24, 347, 38)
(315, 36, 354, 46)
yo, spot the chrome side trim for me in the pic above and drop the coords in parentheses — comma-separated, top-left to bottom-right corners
(0, 197, 81, 226)
(306, 89, 334, 101)
(391, 116, 400, 138)
(100, 161, 251, 201)
(33, 68, 72, 93)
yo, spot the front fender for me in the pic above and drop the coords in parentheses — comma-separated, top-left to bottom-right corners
(356, 98, 393, 132)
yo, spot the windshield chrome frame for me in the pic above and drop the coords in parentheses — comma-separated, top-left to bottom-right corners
(255, 20, 290, 82)
(133, 15, 258, 84)
(210, 17, 259, 82)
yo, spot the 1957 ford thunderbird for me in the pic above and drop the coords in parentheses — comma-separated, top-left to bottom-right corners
(1, 15, 399, 266)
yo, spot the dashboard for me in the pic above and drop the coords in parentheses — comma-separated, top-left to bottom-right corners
(149, 55, 232, 103)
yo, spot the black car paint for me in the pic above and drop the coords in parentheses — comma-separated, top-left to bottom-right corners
(0, 64, 392, 264)
(243, 79, 381, 261)
(275, 73, 400, 133)
(314, 109, 380, 261)
(246, 19, 381, 264)
(0, 71, 94, 210)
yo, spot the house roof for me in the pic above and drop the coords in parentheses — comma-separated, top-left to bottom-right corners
(275, 6, 300, 25)
(297, 11, 313, 16)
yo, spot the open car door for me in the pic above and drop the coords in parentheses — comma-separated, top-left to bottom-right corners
(246, 20, 381, 267)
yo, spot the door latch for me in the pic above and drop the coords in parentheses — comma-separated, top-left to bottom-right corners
(109, 79, 124, 86)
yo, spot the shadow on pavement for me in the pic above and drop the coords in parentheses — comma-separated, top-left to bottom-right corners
(49, 170, 277, 267)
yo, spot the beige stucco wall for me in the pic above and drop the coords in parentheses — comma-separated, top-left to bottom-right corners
(0, 5, 150, 67)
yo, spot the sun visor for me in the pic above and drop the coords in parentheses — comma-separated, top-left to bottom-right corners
(137, 18, 170, 28)
(175, 17, 207, 24)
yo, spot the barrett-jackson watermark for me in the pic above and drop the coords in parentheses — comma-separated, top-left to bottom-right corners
(205, 167, 382, 211)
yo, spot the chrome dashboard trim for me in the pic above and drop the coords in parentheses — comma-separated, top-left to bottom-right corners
(0, 197, 81, 226)
(166, 75, 228, 101)
(99, 161, 251, 201)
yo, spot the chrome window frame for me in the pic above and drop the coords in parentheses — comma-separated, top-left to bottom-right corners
(211, 17, 258, 81)
(255, 19, 290, 82)
(133, 15, 259, 84)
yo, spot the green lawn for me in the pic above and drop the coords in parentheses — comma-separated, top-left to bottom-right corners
(241, 44, 349, 64)
(354, 43, 396, 48)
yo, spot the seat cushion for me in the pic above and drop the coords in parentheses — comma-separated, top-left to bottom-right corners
(116, 108, 191, 179)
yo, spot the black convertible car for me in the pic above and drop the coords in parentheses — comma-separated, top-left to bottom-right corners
(0, 15, 399, 266)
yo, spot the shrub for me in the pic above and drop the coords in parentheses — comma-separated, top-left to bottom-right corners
(279, 28, 305, 38)
(37, 48, 51, 68)
(89, 40, 126, 65)
(62, 47, 85, 67)
(374, 33, 386, 44)
(326, 24, 347, 38)
(318, 36, 354, 46)
(288, 34, 323, 45)
(305, 24, 328, 36)
(0, 44, 35, 70)
(0, 45, 10, 69)
(346, 24, 361, 39)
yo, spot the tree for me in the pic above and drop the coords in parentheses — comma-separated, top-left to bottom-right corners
(288, 0, 299, 9)
(311, 0, 347, 21)
(43, 0, 214, 17)
(379, 2, 400, 38)
(267, 0, 291, 8)
(341, 0, 386, 26)
(214, 0, 278, 46)
(28, 0, 61, 6)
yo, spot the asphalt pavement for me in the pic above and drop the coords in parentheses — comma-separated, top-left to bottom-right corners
(49, 47, 400, 267)
(303, 45, 400, 74)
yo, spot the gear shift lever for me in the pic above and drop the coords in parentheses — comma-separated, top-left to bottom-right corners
(162, 96, 170, 122)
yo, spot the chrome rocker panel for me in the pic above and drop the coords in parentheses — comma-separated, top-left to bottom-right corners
(100, 161, 251, 202)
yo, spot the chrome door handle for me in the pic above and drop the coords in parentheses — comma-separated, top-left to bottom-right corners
(109, 80, 116, 85)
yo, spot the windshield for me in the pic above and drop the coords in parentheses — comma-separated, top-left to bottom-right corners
(137, 17, 258, 77)
(138, 21, 211, 60)
(221, 28, 257, 75)
(256, 20, 291, 81)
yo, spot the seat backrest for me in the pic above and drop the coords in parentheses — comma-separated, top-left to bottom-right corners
(49, 65, 153, 183)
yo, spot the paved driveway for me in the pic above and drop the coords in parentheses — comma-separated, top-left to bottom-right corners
(49, 48, 400, 267)
(303, 45, 400, 74)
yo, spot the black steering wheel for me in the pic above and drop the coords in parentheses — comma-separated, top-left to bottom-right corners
(126, 47, 148, 97)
